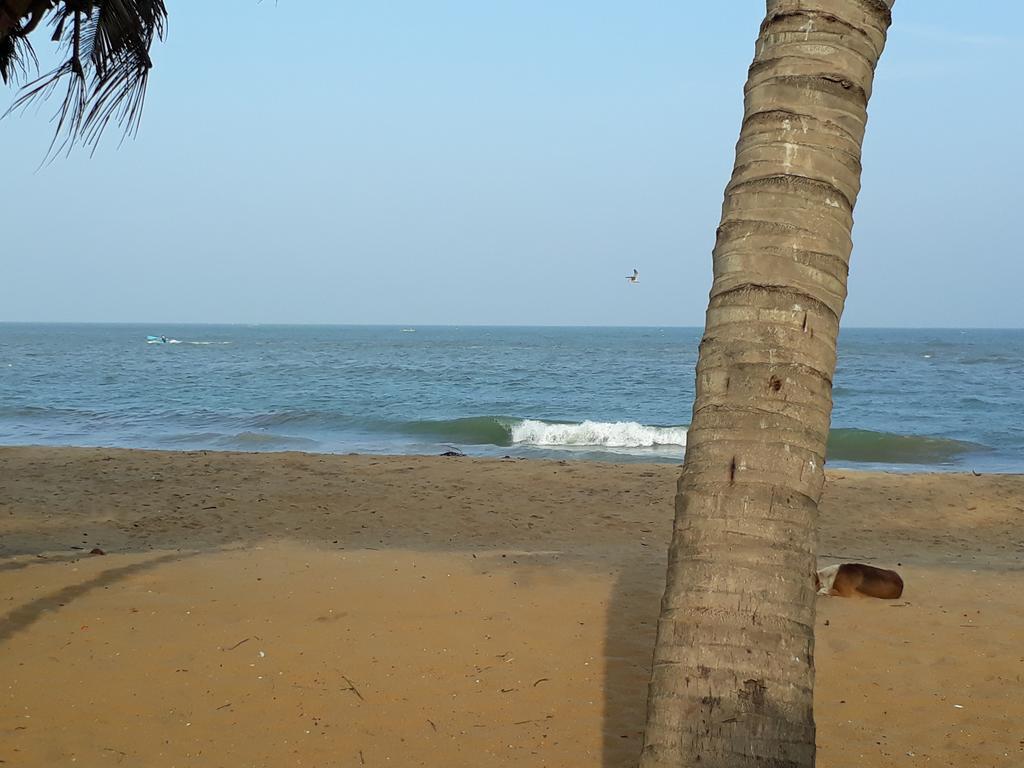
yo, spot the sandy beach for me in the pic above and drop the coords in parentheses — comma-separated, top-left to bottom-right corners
(1, 447, 1022, 767)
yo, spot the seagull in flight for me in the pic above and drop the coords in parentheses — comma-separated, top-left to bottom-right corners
(625, 269, 639, 284)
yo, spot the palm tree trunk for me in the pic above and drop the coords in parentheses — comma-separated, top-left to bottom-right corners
(640, 2, 893, 766)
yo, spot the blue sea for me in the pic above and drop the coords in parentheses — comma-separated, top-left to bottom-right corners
(0, 324, 1021, 472)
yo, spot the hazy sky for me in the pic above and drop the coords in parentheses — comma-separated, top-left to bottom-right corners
(2, 1, 1021, 327)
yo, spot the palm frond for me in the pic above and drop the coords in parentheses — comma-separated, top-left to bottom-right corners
(0, 23, 39, 85)
(4, 0, 167, 157)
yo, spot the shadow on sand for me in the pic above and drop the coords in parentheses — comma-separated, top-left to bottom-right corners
(0, 551, 201, 644)
(600, 557, 665, 768)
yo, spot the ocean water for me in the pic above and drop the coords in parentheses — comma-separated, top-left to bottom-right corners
(0, 324, 1021, 472)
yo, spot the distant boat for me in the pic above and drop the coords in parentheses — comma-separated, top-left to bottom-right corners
(146, 335, 180, 344)
(400, 328, 417, 333)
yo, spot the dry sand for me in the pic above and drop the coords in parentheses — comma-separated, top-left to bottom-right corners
(1, 447, 1022, 767)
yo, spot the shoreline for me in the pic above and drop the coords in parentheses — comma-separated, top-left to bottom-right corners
(0, 438, 1016, 475)
(2, 446, 1023, 767)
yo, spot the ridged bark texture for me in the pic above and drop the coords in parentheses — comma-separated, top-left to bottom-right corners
(640, 2, 892, 767)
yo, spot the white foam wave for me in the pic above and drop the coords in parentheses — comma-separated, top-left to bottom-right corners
(509, 419, 687, 449)
(146, 339, 231, 345)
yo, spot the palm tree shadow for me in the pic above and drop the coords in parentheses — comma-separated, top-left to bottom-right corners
(601, 556, 665, 768)
(0, 551, 201, 644)
(0, 552, 86, 573)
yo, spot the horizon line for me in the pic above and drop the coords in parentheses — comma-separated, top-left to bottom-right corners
(1, 321, 1022, 332)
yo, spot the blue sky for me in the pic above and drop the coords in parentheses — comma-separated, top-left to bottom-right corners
(2, 1, 1021, 327)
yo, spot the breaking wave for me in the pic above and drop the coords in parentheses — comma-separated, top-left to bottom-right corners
(510, 419, 687, 448)
(397, 417, 980, 464)
(827, 429, 983, 465)
(399, 417, 686, 449)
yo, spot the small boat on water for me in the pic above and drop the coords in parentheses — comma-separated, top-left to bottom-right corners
(146, 335, 180, 344)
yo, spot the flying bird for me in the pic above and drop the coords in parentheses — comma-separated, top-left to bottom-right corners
(625, 269, 639, 284)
